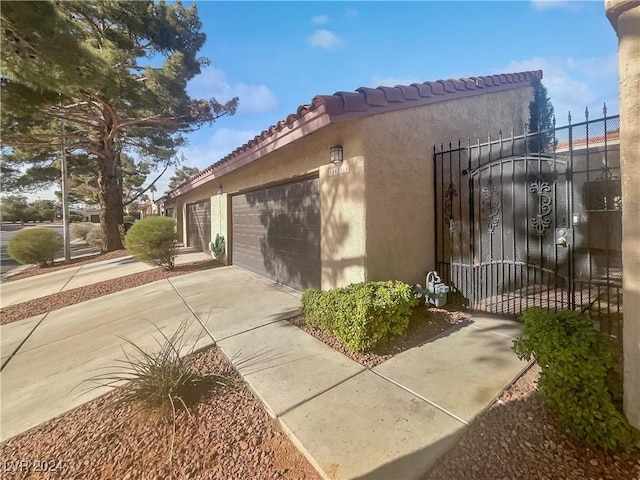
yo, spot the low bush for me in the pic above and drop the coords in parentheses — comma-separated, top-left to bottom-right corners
(69, 222, 96, 241)
(301, 281, 417, 352)
(301, 288, 335, 332)
(69, 214, 84, 223)
(7, 228, 64, 267)
(123, 215, 136, 224)
(125, 216, 177, 269)
(513, 307, 638, 452)
(85, 224, 102, 248)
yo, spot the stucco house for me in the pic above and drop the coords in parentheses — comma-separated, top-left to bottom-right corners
(159, 70, 540, 292)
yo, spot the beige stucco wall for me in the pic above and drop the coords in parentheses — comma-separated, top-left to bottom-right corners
(362, 87, 533, 286)
(606, 0, 640, 430)
(319, 155, 367, 288)
(174, 121, 368, 289)
(210, 193, 228, 262)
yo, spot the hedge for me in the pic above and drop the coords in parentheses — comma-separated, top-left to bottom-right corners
(301, 281, 417, 352)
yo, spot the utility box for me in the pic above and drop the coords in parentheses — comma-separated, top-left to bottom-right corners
(414, 271, 450, 308)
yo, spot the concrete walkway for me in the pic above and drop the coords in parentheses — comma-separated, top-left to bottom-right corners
(0, 262, 528, 479)
(0, 246, 211, 308)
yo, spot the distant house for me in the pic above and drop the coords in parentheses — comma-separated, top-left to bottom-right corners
(81, 205, 100, 223)
(159, 70, 539, 292)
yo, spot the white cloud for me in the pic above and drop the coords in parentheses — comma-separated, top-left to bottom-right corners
(371, 75, 422, 87)
(530, 1, 580, 11)
(188, 68, 278, 115)
(309, 30, 343, 51)
(496, 55, 619, 120)
(311, 14, 328, 24)
(345, 9, 358, 17)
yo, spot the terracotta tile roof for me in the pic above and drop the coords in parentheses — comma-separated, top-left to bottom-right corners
(163, 70, 542, 199)
(555, 130, 620, 150)
(317, 71, 542, 121)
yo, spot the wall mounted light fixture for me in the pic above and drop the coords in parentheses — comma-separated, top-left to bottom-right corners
(330, 145, 343, 166)
(217, 184, 223, 195)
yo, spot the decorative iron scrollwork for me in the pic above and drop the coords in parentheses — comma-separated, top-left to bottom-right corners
(444, 183, 457, 222)
(530, 179, 552, 235)
(481, 178, 500, 233)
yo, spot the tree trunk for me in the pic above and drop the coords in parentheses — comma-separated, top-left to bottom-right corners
(97, 138, 124, 252)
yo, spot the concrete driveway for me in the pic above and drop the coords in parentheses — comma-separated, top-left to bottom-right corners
(0, 267, 301, 442)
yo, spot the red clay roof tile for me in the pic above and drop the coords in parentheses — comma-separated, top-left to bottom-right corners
(164, 70, 542, 198)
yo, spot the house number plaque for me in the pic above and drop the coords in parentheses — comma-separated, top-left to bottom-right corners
(328, 164, 350, 176)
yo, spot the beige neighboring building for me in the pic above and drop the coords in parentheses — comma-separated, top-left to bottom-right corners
(160, 70, 538, 292)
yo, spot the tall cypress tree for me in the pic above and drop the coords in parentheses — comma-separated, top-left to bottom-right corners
(1, 1, 237, 251)
(528, 78, 555, 153)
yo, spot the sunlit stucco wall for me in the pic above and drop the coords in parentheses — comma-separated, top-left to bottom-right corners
(361, 86, 533, 286)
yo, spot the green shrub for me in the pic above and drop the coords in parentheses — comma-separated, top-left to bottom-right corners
(123, 215, 136, 224)
(301, 288, 336, 332)
(301, 281, 418, 352)
(85, 224, 102, 248)
(513, 308, 638, 452)
(7, 228, 64, 267)
(69, 222, 96, 241)
(69, 214, 84, 223)
(212, 233, 225, 261)
(125, 216, 177, 269)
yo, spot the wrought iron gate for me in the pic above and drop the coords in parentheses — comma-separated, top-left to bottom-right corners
(435, 108, 622, 344)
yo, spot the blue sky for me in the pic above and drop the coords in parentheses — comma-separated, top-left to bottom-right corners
(31, 1, 622, 200)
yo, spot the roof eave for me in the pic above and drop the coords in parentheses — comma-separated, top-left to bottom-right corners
(166, 105, 330, 199)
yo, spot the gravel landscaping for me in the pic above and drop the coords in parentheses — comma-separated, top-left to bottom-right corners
(0, 347, 319, 480)
(425, 364, 640, 480)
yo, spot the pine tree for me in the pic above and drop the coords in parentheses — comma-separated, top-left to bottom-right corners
(528, 78, 555, 153)
(168, 166, 201, 191)
(1, 1, 237, 251)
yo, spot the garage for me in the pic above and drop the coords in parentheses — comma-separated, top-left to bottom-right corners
(232, 177, 321, 291)
(186, 200, 211, 252)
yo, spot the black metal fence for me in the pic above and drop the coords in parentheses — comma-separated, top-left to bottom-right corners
(434, 106, 622, 349)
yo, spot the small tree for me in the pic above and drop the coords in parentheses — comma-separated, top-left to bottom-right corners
(7, 228, 63, 267)
(125, 216, 177, 269)
(528, 78, 555, 153)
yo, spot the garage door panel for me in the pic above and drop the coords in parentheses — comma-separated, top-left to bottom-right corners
(232, 177, 320, 291)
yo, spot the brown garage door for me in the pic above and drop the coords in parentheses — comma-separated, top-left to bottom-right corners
(186, 200, 211, 252)
(232, 177, 320, 291)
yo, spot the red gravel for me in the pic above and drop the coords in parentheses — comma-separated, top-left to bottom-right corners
(424, 364, 640, 480)
(0, 347, 320, 480)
